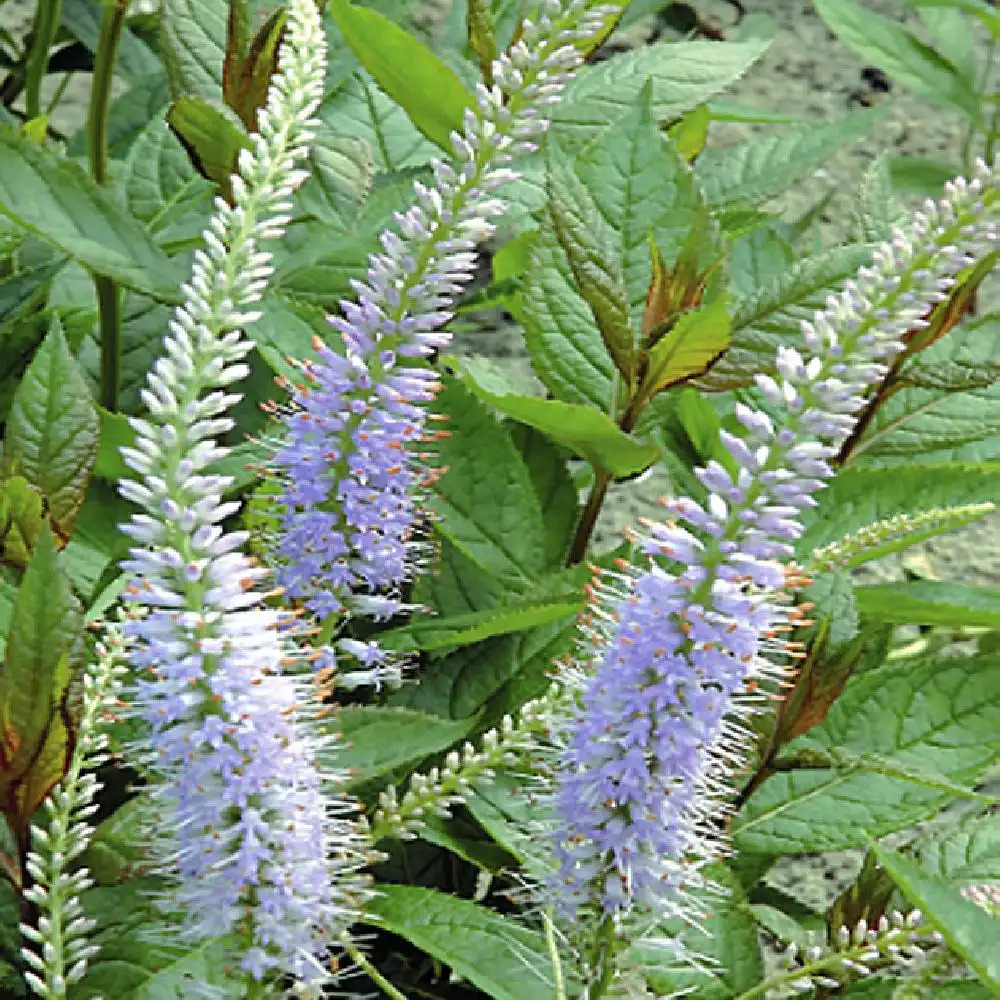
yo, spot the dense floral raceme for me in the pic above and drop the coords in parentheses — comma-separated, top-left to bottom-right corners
(271, 0, 622, 625)
(116, 0, 369, 986)
(553, 162, 1000, 918)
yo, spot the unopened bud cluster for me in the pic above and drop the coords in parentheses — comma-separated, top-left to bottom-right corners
(777, 910, 944, 994)
(20, 627, 127, 999)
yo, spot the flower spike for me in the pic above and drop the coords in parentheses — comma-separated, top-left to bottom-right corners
(271, 0, 622, 624)
(552, 161, 999, 920)
(116, 0, 370, 987)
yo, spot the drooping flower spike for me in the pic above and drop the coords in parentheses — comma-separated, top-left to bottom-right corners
(553, 162, 1000, 919)
(117, 0, 369, 987)
(271, 0, 622, 625)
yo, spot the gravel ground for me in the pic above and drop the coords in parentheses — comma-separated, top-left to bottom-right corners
(3, 0, 998, 960)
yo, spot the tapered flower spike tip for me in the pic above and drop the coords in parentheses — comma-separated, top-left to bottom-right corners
(117, 0, 372, 988)
(550, 160, 998, 924)
(268, 0, 623, 636)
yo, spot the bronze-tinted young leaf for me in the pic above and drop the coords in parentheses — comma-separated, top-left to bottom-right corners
(0, 475, 46, 570)
(0, 529, 82, 846)
(222, 0, 252, 112)
(3, 318, 99, 541)
(331, 0, 475, 152)
(546, 154, 635, 385)
(827, 849, 896, 944)
(229, 7, 288, 132)
(167, 96, 250, 195)
(636, 295, 730, 403)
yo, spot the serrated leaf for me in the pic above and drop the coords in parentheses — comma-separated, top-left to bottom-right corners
(123, 119, 214, 237)
(331, 0, 474, 152)
(299, 131, 372, 229)
(0, 254, 65, 335)
(523, 87, 716, 411)
(805, 570, 859, 650)
(916, 813, 1000, 884)
(0, 127, 184, 300)
(3, 318, 99, 538)
(161, 0, 226, 100)
(60, 0, 162, 84)
(331, 707, 474, 785)
(855, 580, 1000, 628)
(637, 295, 731, 401)
(695, 243, 873, 391)
(429, 380, 548, 583)
(814, 0, 981, 120)
(0, 530, 81, 839)
(873, 845, 1000, 995)
(851, 155, 902, 243)
(0, 476, 46, 570)
(458, 357, 659, 477)
(552, 37, 772, 147)
(363, 885, 557, 1000)
(853, 316, 1000, 458)
(733, 654, 1000, 853)
(546, 152, 635, 383)
(695, 110, 882, 208)
(798, 462, 1000, 552)
(636, 866, 763, 1000)
(508, 422, 579, 567)
(319, 75, 438, 173)
(378, 596, 583, 653)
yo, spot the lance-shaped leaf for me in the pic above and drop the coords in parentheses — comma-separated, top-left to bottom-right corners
(224, 4, 287, 131)
(0, 476, 47, 571)
(467, 0, 497, 84)
(636, 295, 730, 407)
(874, 845, 1000, 994)
(546, 152, 636, 386)
(0, 529, 82, 846)
(167, 96, 249, 196)
(331, 0, 475, 152)
(458, 357, 659, 477)
(3, 318, 99, 541)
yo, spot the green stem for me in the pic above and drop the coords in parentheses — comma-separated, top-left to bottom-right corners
(582, 916, 618, 1000)
(89, 0, 129, 412)
(344, 940, 412, 1000)
(567, 468, 611, 565)
(25, 0, 63, 121)
(544, 912, 567, 1000)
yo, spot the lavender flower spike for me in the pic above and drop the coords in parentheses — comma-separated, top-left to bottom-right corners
(272, 0, 622, 623)
(554, 161, 999, 919)
(117, 0, 369, 986)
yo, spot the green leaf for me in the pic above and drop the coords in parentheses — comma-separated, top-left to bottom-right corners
(429, 380, 548, 583)
(458, 357, 659, 477)
(0, 476, 47, 571)
(851, 155, 902, 243)
(363, 885, 558, 1000)
(299, 131, 372, 229)
(331, 0, 475, 151)
(379, 596, 583, 653)
(522, 87, 715, 410)
(60, 0, 162, 84)
(855, 580, 1000, 628)
(636, 866, 763, 1000)
(873, 845, 1000, 995)
(909, 0, 1000, 38)
(733, 654, 1000, 853)
(805, 570, 858, 650)
(695, 110, 882, 208)
(798, 462, 1000, 552)
(508, 422, 579, 567)
(166, 97, 249, 193)
(0, 529, 81, 838)
(553, 37, 773, 147)
(545, 152, 635, 383)
(331, 707, 474, 785)
(916, 813, 1000, 884)
(161, 0, 226, 101)
(638, 295, 731, 400)
(123, 118, 214, 239)
(698, 243, 873, 390)
(0, 127, 183, 300)
(80, 797, 152, 886)
(853, 316, 1000, 459)
(814, 0, 981, 120)
(0, 254, 65, 335)
(3, 318, 99, 538)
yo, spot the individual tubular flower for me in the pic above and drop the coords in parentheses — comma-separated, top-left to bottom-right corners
(271, 0, 622, 622)
(117, 0, 370, 987)
(20, 626, 126, 999)
(553, 162, 999, 918)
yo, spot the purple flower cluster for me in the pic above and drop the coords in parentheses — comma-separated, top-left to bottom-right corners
(272, 0, 621, 623)
(117, 0, 370, 985)
(554, 162, 999, 917)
